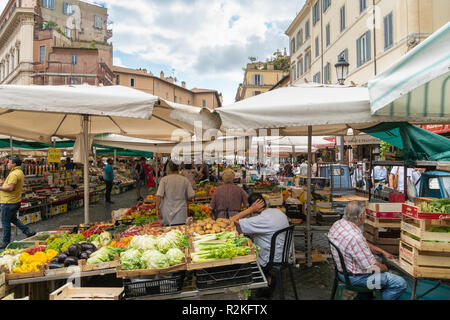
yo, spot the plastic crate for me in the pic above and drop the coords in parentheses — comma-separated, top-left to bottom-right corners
(195, 263, 253, 290)
(123, 271, 185, 298)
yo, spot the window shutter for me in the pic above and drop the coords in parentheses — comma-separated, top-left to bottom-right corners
(366, 30, 371, 61)
(356, 38, 361, 67)
(261, 74, 264, 85)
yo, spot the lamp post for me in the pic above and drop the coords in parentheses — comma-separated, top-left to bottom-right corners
(335, 55, 349, 86)
(335, 56, 350, 163)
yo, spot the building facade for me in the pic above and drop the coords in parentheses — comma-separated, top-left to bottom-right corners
(235, 61, 290, 102)
(0, 0, 113, 86)
(113, 66, 222, 110)
(286, 0, 450, 86)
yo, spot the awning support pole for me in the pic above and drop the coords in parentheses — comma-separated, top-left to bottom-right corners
(155, 145, 159, 191)
(10, 136, 13, 158)
(83, 115, 90, 225)
(306, 126, 313, 268)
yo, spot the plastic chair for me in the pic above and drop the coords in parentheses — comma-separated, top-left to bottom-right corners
(327, 237, 382, 300)
(265, 225, 299, 300)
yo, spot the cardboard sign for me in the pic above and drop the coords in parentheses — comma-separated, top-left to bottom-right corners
(48, 148, 62, 163)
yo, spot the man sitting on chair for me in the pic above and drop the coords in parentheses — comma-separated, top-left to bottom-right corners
(230, 193, 290, 298)
(328, 201, 407, 300)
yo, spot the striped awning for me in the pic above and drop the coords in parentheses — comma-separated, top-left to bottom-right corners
(369, 22, 450, 121)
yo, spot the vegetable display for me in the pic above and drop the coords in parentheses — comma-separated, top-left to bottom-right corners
(190, 232, 254, 263)
(13, 250, 58, 273)
(86, 246, 124, 265)
(419, 199, 450, 214)
(189, 203, 211, 221)
(186, 218, 236, 236)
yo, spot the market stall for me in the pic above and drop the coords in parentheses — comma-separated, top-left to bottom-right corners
(0, 204, 266, 300)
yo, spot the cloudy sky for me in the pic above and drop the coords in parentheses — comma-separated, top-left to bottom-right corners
(1, 0, 305, 105)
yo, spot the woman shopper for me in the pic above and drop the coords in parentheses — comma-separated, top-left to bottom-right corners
(155, 161, 195, 226)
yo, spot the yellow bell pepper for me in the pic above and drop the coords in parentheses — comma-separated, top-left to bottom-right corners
(45, 249, 59, 262)
(19, 252, 31, 264)
(110, 241, 117, 247)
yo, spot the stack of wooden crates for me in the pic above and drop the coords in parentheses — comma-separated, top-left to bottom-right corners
(399, 202, 450, 279)
(0, 272, 5, 299)
(364, 203, 403, 255)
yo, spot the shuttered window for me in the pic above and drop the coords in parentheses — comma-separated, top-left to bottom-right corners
(384, 12, 394, 50)
(356, 31, 371, 67)
(340, 6, 346, 32)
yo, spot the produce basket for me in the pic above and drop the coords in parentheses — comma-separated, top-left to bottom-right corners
(50, 283, 124, 300)
(123, 271, 185, 298)
(195, 263, 253, 290)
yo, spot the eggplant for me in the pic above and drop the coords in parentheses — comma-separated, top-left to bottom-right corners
(80, 243, 91, 252)
(84, 250, 93, 257)
(50, 257, 60, 264)
(68, 244, 80, 258)
(64, 256, 79, 267)
(83, 243, 96, 252)
(56, 253, 68, 264)
(49, 263, 64, 269)
(79, 252, 90, 260)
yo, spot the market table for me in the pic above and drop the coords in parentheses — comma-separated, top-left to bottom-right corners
(384, 257, 450, 300)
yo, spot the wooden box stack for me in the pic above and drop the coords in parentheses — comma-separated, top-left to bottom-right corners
(364, 203, 403, 255)
(399, 203, 450, 279)
(0, 272, 6, 299)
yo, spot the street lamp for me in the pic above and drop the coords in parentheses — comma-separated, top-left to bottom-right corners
(335, 56, 349, 85)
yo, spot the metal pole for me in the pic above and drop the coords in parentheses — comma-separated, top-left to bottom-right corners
(9, 136, 13, 158)
(306, 126, 313, 268)
(83, 115, 90, 224)
(154, 145, 159, 191)
(340, 136, 345, 163)
(114, 149, 117, 167)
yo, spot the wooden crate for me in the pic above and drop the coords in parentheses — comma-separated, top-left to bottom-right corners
(263, 194, 284, 207)
(116, 251, 188, 278)
(187, 239, 257, 271)
(414, 197, 438, 207)
(50, 283, 124, 300)
(399, 241, 450, 279)
(5, 268, 45, 281)
(367, 240, 399, 255)
(365, 215, 402, 229)
(44, 265, 82, 277)
(366, 203, 403, 219)
(364, 223, 400, 246)
(79, 257, 119, 272)
(401, 213, 450, 253)
(0, 272, 5, 299)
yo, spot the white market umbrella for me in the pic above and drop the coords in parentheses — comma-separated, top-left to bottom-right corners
(214, 83, 441, 267)
(0, 84, 220, 224)
(369, 22, 450, 120)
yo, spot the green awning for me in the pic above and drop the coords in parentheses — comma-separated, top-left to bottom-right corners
(362, 122, 450, 164)
(96, 148, 154, 158)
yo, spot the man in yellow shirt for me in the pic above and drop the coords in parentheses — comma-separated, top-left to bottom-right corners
(0, 157, 35, 249)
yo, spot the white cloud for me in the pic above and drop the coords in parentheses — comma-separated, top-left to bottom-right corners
(1, 0, 306, 104)
(113, 56, 124, 67)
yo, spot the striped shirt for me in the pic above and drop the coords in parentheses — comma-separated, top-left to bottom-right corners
(328, 219, 376, 274)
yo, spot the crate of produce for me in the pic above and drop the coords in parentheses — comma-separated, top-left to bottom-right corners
(399, 241, 450, 279)
(195, 263, 253, 290)
(364, 223, 401, 246)
(0, 272, 5, 299)
(187, 238, 257, 271)
(50, 283, 124, 300)
(401, 211, 450, 252)
(123, 271, 185, 298)
(402, 202, 450, 220)
(263, 194, 284, 207)
(116, 257, 187, 278)
(366, 203, 403, 219)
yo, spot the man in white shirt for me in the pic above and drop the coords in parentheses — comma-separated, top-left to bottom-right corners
(299, 161, 308, 177)
(389, 166, 414, 192)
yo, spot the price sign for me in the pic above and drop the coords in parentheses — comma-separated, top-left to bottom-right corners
(48, 148, 62, 163)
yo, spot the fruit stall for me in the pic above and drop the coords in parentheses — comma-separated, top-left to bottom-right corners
(0, 203, 267, 300)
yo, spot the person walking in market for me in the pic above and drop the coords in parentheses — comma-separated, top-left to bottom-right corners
(134, 158, 147, 202)
(155, 161, 195, 226)
(104, 158, 114, 204)
(328, 201, 407, 300)
(0, 156, 36, 249)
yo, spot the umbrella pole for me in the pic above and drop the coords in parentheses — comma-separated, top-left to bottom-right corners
(306, 126, 312, 268)
(114, 149, 117, 167)
(83, 115, 90, 224)
(154, 145, 159, 191)
(10, 136, 13, 157)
